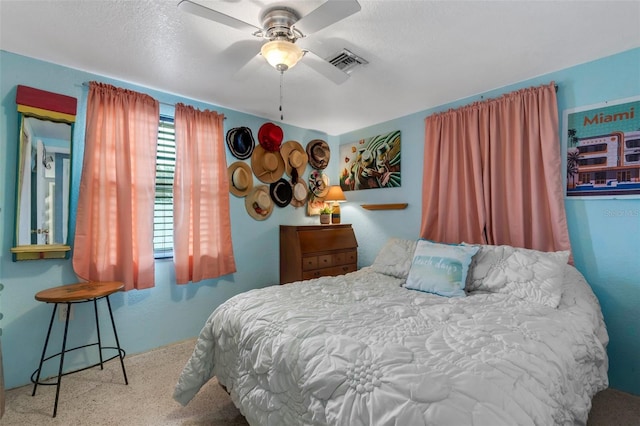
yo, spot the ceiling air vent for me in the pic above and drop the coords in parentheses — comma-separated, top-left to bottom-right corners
(327, 48, 368, 73)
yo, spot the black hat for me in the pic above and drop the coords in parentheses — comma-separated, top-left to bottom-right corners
(226, 127, 255, 160)
(269, 178, 293, 208)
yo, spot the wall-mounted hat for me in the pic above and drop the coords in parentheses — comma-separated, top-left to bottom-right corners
(226, 127, 255, 160)
(280, 140, 308, 178)
(251, 145, 285, 183)
(227, 161, 253, 197)
(290, 180, 308, 208)
(245, 185, 273, 221)
(309, 170, 330, 197)
(257, 122, 284, 152)
(306, 139, 330, 170)
(269, 178, 293, 208)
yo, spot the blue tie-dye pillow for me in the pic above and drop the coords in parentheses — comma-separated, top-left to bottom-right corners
(404, 240, 479, 297)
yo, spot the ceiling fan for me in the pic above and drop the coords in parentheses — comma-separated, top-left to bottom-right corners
(177, 0, 361, 84)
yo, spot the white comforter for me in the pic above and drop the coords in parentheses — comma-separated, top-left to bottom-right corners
(174, 266, 608, 426)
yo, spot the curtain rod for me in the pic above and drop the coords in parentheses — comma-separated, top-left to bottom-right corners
(80, 82, 226, 117)
(478, 83, 558, 101)
(80, 82, 175, 107)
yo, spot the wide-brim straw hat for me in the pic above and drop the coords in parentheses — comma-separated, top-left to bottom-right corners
(226, 127, 255, 160)
(251, 144, 285, 183)
(280, 140, 308, 177)
(308, 170, 329, 197)
(270, 178, 293, 208)
(245, 185, 273, 220)
(306, 139, 330, 170)
(228, 161, 253, 197)
(290, 180, 308, 208)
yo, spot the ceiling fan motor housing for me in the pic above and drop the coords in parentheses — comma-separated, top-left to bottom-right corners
(261, 7, 303, 40)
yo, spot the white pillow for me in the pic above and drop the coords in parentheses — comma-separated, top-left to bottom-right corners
(404, 240, 479, 297)
(370, 238, 417, 279)
(466, 244, 570, 308)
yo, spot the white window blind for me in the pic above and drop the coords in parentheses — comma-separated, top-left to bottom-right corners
(154, 117, 175, 258)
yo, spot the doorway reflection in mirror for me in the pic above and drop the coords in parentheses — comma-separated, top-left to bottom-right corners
(17, 116, 71, 246)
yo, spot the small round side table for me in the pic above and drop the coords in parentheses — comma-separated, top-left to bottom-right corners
(31, 281, 128, 417)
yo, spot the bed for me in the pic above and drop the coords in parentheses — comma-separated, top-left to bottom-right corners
(174, 238, 609, 425)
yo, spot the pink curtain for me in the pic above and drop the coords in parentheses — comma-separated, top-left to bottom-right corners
(73, 82, 159, 291)
(421, 82, 571, 254)
(421, 103, 487, 243)
(173, 103, 236, 284)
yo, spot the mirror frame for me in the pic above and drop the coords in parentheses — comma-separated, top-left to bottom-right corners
(11, 85, 77, 261)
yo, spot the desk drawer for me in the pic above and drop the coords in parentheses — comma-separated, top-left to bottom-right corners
(317, 254, 333, 268)
(302, 256, 318, 271)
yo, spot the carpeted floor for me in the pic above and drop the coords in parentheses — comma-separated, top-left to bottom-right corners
(2, 338, 639, 425)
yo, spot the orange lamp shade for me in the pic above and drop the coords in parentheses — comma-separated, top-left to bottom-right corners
(325, 185, 346, 202)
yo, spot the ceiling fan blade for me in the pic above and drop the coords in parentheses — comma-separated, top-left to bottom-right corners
(301, 50, 350, 85)
(178, 0, 261, 33)
(234, 53, 266, 81)
(295, 0, 361, 35)
(220, 39, 264, 65)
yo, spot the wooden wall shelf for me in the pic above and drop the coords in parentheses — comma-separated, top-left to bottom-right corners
(360, 203, 408, 211)
(11, 244, 70, 261)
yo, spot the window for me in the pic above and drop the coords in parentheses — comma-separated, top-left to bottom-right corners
(579, 173, 591, 184)
(626, 153, 640, 163)
(577, 143, 607, 154)
(578, 157, 607, 166)
(617, 170, 631, 182)
(154, 116, 175, 258)
(625, 138, 640, 149)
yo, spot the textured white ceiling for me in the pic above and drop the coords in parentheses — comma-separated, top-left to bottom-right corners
(1, 0, 639, 135)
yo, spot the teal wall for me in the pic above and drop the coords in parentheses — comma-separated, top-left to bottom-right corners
(1, 47, 639, 395)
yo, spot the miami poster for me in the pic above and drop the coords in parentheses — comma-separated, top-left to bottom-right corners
(564, 96, 640, 198)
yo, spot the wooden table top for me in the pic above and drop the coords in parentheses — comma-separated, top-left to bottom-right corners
(35, 281, 124, 303)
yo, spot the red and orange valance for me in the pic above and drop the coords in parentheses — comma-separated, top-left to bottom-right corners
(16, 85, 77, 122)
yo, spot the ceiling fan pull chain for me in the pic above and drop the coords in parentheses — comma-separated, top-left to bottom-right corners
(280, 71, 284, 121)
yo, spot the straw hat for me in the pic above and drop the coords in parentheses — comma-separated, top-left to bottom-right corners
(306, 139, 330, 170)
(309, 170, 329, 197)
(251, 144, 285, 183)
(245, 185, 273, 220)
(269, 178, 293, 208)
(227, 161, 253, 197)
(280, 140, 308, 177)
(290, 180, 309, 208)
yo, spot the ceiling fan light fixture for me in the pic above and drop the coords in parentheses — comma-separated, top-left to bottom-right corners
(261, 40, 304, 72)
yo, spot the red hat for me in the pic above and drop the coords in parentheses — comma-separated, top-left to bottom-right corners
(258, 122, 284, 152)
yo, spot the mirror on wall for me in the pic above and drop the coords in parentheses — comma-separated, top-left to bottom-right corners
(11, 85, 77, 261)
